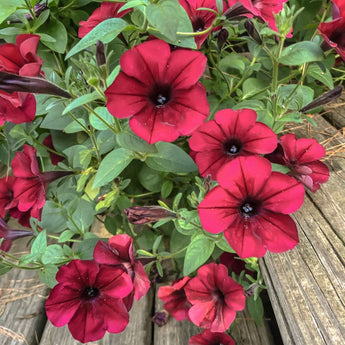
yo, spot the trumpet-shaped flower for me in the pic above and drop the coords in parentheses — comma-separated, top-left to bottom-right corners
(198, 156, 305, 258)
(189, 329, 235, 345)
(105, 39, 209, 144)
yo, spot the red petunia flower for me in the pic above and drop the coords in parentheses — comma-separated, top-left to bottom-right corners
(43, 135, 64, 166)
(0, 217, 32, 252)
(318, 17, 345, 61)
(93, 234, 150, 302)
(78, 2, 132, 38)
(157, 276, 191, 321)
(0, 176, 15, 218)
(332, 0, 345, 19)
(184, 263, 245, 332)
(9, 145, 71, 221)
(198, 156, 305, 258)
(189, 108, 277, 179)
(105, 39, 209, 144)
(227, 0, 289, 36)
(0, 34, 42, 125)
(45, 260, 133, 343)
(265, 134, 330, 192)
(189, 329, 235, 345)
(178, 0, 228, 49)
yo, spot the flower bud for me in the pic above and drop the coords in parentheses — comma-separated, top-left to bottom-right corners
(244, 19, 262, 45)
(217, 29, 229, 49)
(124, 206, 176, 224)
(96, 41, 106, 66)
(152, 310, 169, 327)
(224, 3, 250, 20)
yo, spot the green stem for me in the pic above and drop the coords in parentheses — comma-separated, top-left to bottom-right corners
(271, 38, 285, 93)
(158, 245, 189, 260)
(24, 0, 35, 19)
(47, 235, 81, 243)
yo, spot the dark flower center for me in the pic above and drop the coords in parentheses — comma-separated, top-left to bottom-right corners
(240, 199, 261, 219)
(82, 286, 100, 300)
(211, 288, 225, 303)
(149, 84, 171, 107)
(192, 17, 205, 32)
(330, 28, 345, 48)
(224, 138, 243, 156)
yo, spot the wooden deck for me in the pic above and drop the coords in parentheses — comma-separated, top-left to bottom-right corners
(1, 106, 344, 345)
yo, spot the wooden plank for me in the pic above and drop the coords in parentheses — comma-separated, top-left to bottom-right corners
(261, 116, 345, 345)
(0, 238, 49, 345)
(154, 285, 277, 345)
(39, 288, 153, 345)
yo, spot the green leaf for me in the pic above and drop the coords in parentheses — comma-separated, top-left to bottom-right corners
(138, 165, 164, 192)
(76, 238, 101, 260)
(58, 230, 76, 243)
(31, 230, 47, 256)
(247, 295, 264, 326)
(279, 41, 325, 66)
(146, 0, 196, 48)
(0, 27, 25, 36)
(277, 85, 314, 111)
(146, 142, 197, 173)
(161, 180, 173, 198)
(0, 0, 24, 24)
(63, 92, 100, 115)
(39, 264, 58, 288)
(216, 235, 235, 253)
(116, 132, 157, 153)
(184, 234, 215, 275)
(0, 263, 12, 276)
(66, 18, 130, 59)
(39, 18, 68, 53)
(307, 63, 334, 89)
(90, 107, 115, 130)
(42, 245, 65, 265)
(93, 148, 134, 188)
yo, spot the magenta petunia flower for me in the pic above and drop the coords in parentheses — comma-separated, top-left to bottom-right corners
(189, 329, 235, 345)
(184, 263, 245, 332)
(198, 156, 305, 258)
(189, 108, 277, 179)
(179, 0, 228, 49)
(0, 34, 42, 125)
(105, 39, 209, 144)
(45, 260, 133, 343)
(9, 145, 71, 220)
(93, 234, 150, 302)
(265, 134, 330, 192)
(332, 0, 345, 19)
(78, 2, 132, 38)
(220, 252, 255, 276)
(318, 17, 345, 61)
(0, 176, 15, 218)
(0, 217, 32, 252)
(157, 276, 191, 321)
(227, 0, 289, 36)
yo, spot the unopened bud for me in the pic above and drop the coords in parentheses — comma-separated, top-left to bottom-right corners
(96, 41, 106, 66)
(244, 19, 262, 45)
(0, 72, 71, 98)
(124, 206, 176, 225)
(203, 174, 212, 193)
(152, 310, 169, 327)
(217, 29, 229, 49)
(224, 3, 250, 20)
(300, 85, 344, 113)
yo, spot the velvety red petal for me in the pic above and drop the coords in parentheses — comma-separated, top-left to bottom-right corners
(0, 94, 36, 124)
(198, 186, 240, 234)
(0, 44, 23, 72)
(216, 156, 272, 197)
(194, 150, 227, 178)
(261, 172, 305, 214)
(109, 234, 133, 262)
(93, 240, 124, 266)
(188, 301, 216, 328)
(242, 122, 277, 153)
(105, 72, 149, 118)
(307, 161, 330, 191)
(210, 304, 236, 332)
(224, 217, 267, 258)
(133, 261, 150, 300)
(165, 49, 207, 89)
(120, 40, 171, 84)
(45, 284, 81, 327)
(185, 277, 212, 305)
(68, 302, 106, 343)
(255, 211, 299, 253)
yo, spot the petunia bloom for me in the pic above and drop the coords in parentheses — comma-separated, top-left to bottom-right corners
(43, 135, 64, 166)
(105, 39, 209, 144)
(124, 206, 176, 224)
(0, 217, 32, 252)
(93, 234, 150, 302)
(332, 0, 345, 19)
(198, 156, 305, 258)
(184, 263, 245, 332)
(157, 276, 191, 321)
(220, 252, 255, 276)
(178, 0, 228, 49)
(189, 108, 277, 179)
(227, 0, 289, 36)
(0, 34, 43, 125)
(78, 2, 132, 38)
(265, 134, 330, 192)
(45, 260, 133, 343)
(189, 329, 235, 345)
(0, 176, 15, 218)
(9, 145, 71, 221)
(318, 17, 345, 61)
